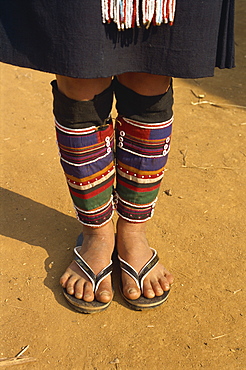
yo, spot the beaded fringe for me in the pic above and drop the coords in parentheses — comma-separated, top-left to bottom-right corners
(101, 0, 176, 30)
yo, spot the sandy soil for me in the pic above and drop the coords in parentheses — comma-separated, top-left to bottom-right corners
(1, 2, 245, 369)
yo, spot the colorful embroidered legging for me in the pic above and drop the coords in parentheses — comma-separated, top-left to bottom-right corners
(52, 80, 115, 227)
(114, 78, 173, 222)
(52, 78, 173, 226)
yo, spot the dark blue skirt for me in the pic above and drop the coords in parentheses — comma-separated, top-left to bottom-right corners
(0, 0, 235, 79)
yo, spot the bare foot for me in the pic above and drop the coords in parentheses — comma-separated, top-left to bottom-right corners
(116, 217, 174, 300)
(60, 221, 115, 303)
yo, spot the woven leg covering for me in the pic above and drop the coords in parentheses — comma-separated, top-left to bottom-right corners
(114, 79, 173, 222)
(52, 81, 115, 227)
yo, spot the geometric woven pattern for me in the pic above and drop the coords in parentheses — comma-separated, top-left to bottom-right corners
(56, 119, 115, 227)
(115, 116, 173, 222)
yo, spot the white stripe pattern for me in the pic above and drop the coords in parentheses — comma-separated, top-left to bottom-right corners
(75, 195, 114, 214)
(55, 119, 97, 135)
(122, 116, 173, 129)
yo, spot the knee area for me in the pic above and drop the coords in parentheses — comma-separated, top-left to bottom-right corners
(55, 75, 112, 101)
(117, 73, 171, 95)
(114, 77, 173, 122)
(51, 80, 114, 129)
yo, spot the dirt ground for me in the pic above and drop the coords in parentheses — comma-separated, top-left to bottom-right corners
(1, 2, 245, 369)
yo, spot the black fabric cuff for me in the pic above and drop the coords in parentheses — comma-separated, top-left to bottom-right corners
(114, 77, 173, 123)
(51, 80, 114, 129)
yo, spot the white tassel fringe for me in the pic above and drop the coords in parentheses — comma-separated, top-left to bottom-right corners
(102, 0, 176, 30)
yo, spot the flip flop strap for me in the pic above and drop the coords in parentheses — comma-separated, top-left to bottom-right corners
(118, 248, 159, 293)
(74, 246, 113, 293)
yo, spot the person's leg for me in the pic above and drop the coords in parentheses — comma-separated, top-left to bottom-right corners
(115, 72, 174, 302)
(54, 75, 115, 304)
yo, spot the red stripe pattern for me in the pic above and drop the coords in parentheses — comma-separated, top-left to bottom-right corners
(55, 119, 115, 227)
(115, 116, 172, 222)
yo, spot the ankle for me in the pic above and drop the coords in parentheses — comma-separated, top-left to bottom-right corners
(83, 220, 114, 236)
(117, 217, 147, 234)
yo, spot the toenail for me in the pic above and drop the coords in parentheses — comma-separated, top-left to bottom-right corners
(99, 291, 110, 296)
(128, 288, 137, 294)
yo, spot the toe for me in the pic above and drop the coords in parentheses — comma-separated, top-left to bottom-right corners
(96, 290, 112, 303)
(165, 270, 174, 285)
(143, 280, 155, 299)
(122, 275, 141, 300)
(160, 269, 174, 291)
(151, 280, 164, 296)
(73, 279, 85, 300)
(60, 272, 70, 287)
(81, 281, 94, 302)
(95, 278, 112, 303)
(159, 276, 170, 291)
(65, 276, 78, 295)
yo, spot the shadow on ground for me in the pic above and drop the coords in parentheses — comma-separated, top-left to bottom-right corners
(0, 187, 124, 309)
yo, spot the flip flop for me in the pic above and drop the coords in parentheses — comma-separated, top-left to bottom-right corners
(63, 234, 113, 314)
(118, 248, 170, 311)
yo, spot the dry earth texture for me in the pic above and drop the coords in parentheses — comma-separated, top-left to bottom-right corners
(1, 1, 245, 369)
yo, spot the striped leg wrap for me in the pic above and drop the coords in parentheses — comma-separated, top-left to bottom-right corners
(56, 120, 115, 227)
(115, 116, 172, 222)
(114, 78, 174, 223)
(52, 80, 115, 227)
